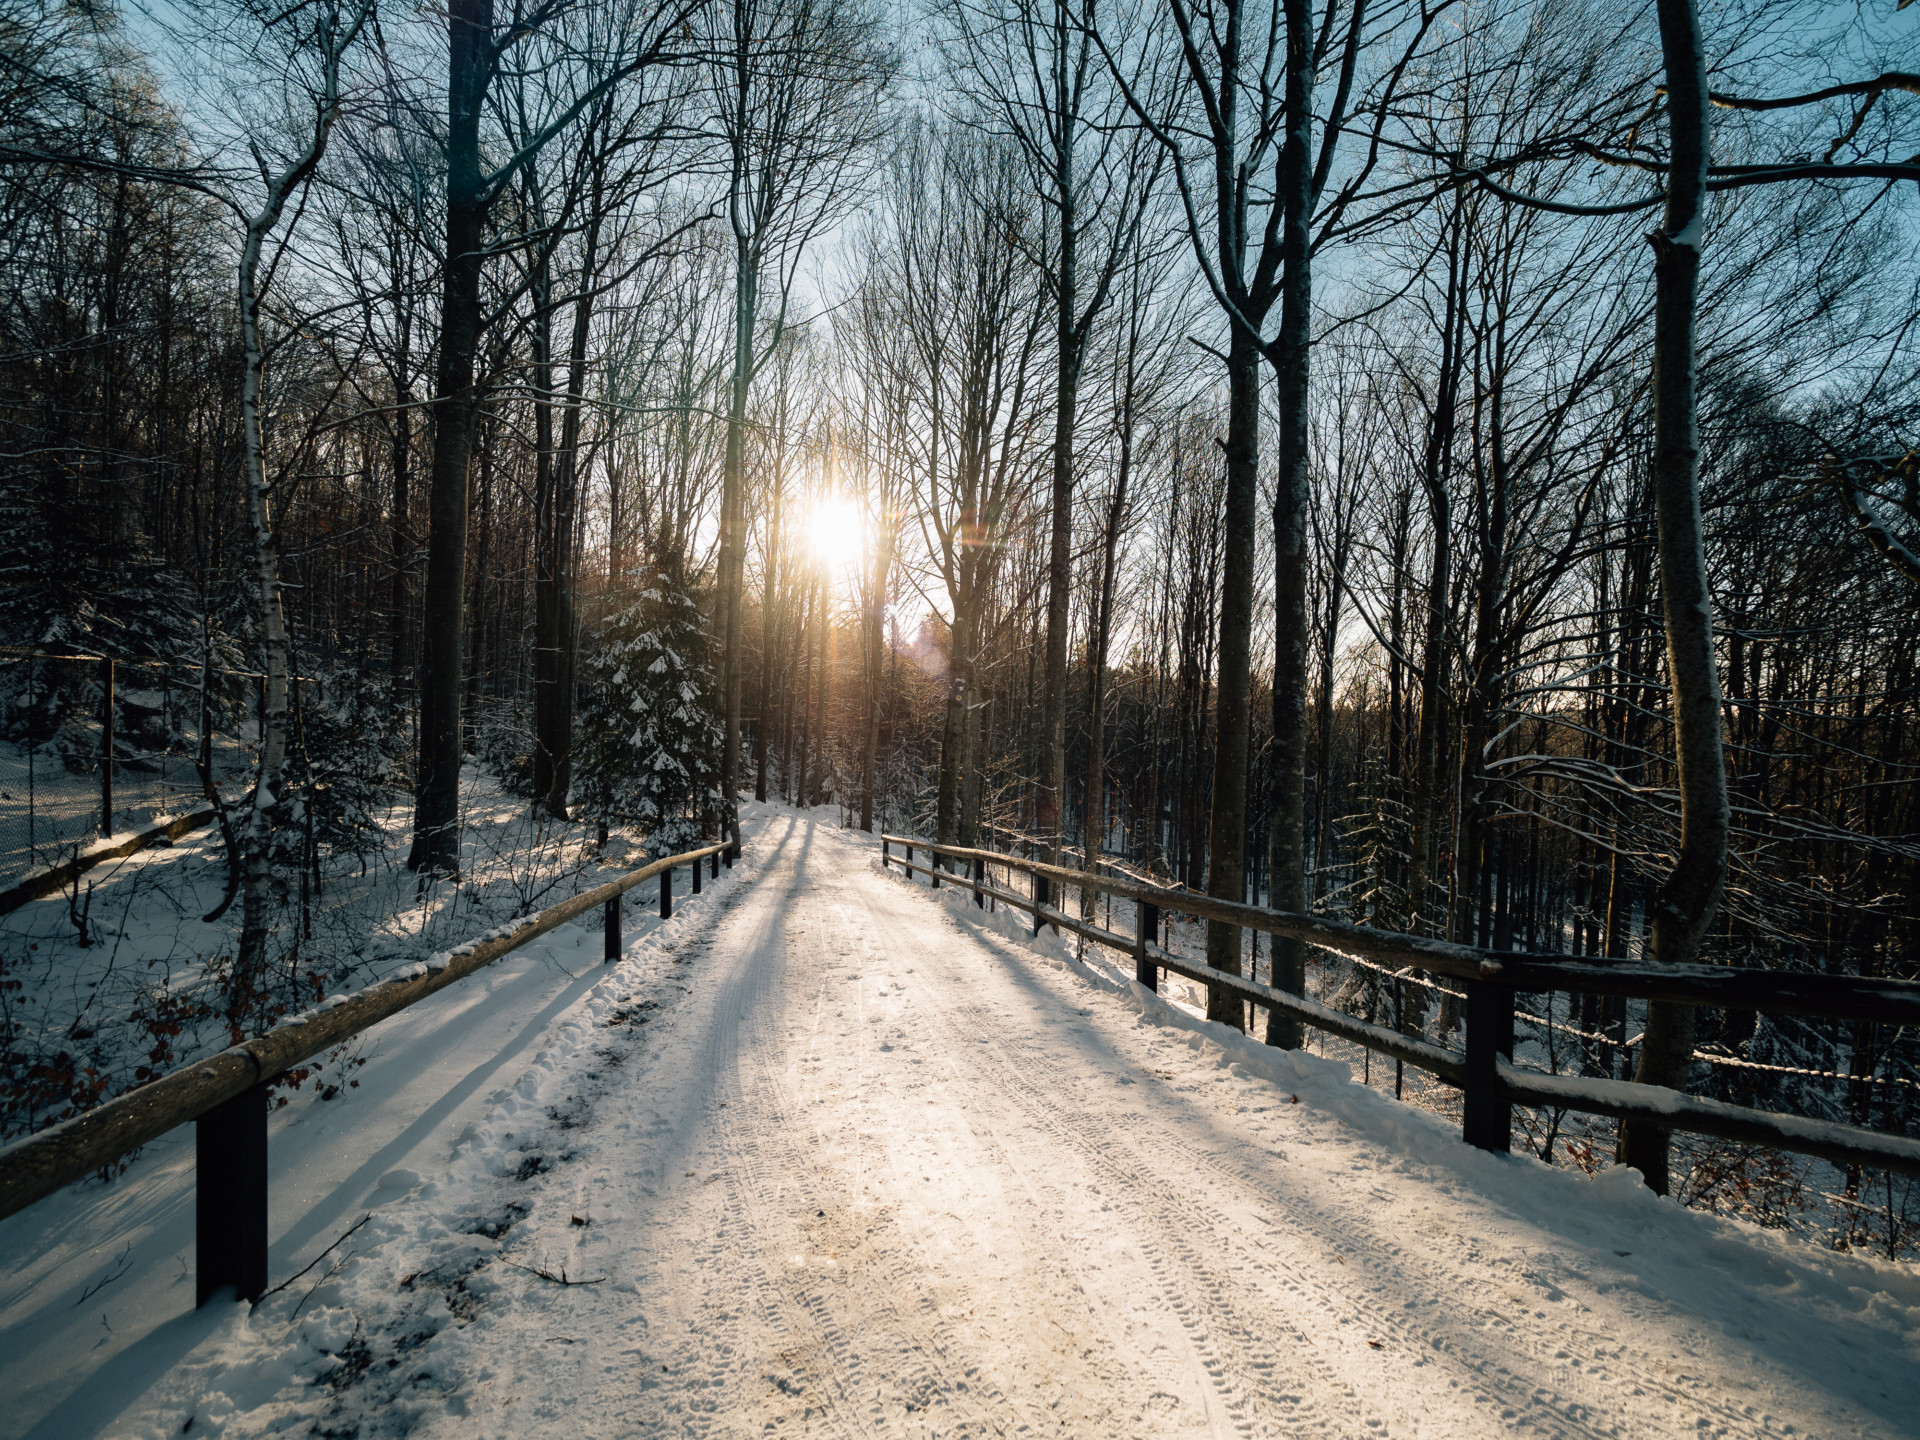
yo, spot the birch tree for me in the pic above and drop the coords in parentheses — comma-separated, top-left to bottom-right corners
(227, 0, 374, 1013)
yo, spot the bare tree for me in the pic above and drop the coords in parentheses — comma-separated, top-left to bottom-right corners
(938, 0, 1164, 867)
(408, 0, 700, 877)
(226, 0, 374, 1009)
(708, 0, 890, 850)
(860, 122, 1047, 851)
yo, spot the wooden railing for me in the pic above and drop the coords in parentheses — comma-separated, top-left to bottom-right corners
(0, 805, 220, 915)
(0, 837, 735, 1304)
(881, 836, 1920, 1179)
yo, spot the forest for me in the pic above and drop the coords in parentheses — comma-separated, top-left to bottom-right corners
(2, 0, 1917, 1243)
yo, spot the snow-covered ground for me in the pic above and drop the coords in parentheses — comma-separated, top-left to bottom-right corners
(0, 767, 656, 1142)
(4, 806, 1918, 1438)
(0, 732, 246, 890)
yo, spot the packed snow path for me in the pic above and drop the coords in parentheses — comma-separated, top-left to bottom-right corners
(8, 808, 1919, 1438)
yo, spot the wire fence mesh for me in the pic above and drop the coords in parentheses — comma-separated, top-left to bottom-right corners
(0, 650, 265, 890)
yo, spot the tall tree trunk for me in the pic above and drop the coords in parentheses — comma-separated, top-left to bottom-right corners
(797, 576, 817, 808)
(1452, 378, 1509, 950)
(817, 575, 836, 805)
(1622, 0, 1728, 1195)
(1205, 321, 1261, 1026)
(543, 381, 578, 818)
(1407, 223, 1464, 951)
(861, 504, 893, 831)
(388, 265, 414, 701)
(542, 186, 604, 821)
(1310, 523, 1348, 905)
(756, 478, 783, 803)
(1039, 185, 1079, 867)
(1260, 0, 1313, 1044)
(232, 0, 365, 996)
(235, 214, 292, 1018)
(530, 250, 557, 808)
(409, 0, 491, 878)
(961, 675, 985, 848)
(717, 234, 757, 848)
(937, 599, 975, 847)
(1083, 415, 1132, 897)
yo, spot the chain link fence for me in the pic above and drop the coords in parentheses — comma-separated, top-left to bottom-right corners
(0, 649, 267, 890)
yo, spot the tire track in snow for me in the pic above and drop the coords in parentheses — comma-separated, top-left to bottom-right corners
(377, 814, 1912, 1440)
(709, 862, 1074, 1437)
(620, 823, 1012, 1437)
(983, 973, 1817, 1437)
(850, 880, 1361, 1437)
(856, 841, 1880, 1439)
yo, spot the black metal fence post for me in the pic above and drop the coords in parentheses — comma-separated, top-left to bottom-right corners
(197, 1085, 268, 1305)
(692, 852, 703, 894)
(604, 892, 622, 962)
(882, 839, 890, 870)
(301, 788, 314, 939)
(1136, 901, 1159, 991)
(661, 865, 673, 919)
(27, 655, 38, 865)
(972, 854, 985, 908)
(930, 852, 939, 890)
(1463, 980, 1516, 1153)
(100, 657, 114, 838)
(311, 783, 326, 901)
(1034, 874, 1049, 935)
(711, 849, 719, 881)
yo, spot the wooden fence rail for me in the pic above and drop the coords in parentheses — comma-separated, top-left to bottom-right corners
(0, 838, 733, 1303)
(880, 836, 1920, 1179)
(0, 805, 220, 916)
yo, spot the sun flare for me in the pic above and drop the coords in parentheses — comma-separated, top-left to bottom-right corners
(806, 494, 867, 581)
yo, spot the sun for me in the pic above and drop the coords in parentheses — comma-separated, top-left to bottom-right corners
(806, 493, 867, 582)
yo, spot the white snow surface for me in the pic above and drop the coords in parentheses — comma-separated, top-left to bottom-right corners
(4, 806, 1919, 1439)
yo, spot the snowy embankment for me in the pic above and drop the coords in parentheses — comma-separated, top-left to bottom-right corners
(0, 798, 757, 1440)
(6, 806, 1920, 1438)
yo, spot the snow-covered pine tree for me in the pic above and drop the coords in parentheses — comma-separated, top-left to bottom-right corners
(575, 567, 722, 856)
(1332, 755, 1426, 1035)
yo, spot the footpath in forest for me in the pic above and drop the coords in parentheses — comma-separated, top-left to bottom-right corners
(4, 806, 1919, 1439)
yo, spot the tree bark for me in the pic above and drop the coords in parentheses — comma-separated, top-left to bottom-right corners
(530, 244, 557, 808)
(1310, 511, 1350, 906)
(388, 249, 414, 701)
(409, 0, 491, 878)
(756, 473, 783, 804)
(1204, 320, 1261, 1026)
(1407, 219, 1464, 951)
(235, 215, 292, 1015)
(234, 0, 366, 1002)
(1259, 0, 1313, 1045)
(1083, 371, 1134, 897)
(716, 229, 756, 848)
(1451, 356, 1510, 951)
(861, 491, 893, 831)
(541, 169, 604, 821)
(937, 602, 975, 848)
(1039, 172, 1080, 867)
(1622, 0, 1728, 1196)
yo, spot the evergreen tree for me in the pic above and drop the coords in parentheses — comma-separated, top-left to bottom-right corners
(1332, 756, 1426, 1035)
(575, 567, 722, 855)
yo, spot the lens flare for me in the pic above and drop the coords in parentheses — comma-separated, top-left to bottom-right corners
(806, 494, 866, 581)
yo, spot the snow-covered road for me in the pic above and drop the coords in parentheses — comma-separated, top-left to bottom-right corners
(9, 808, 1920, 1438)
